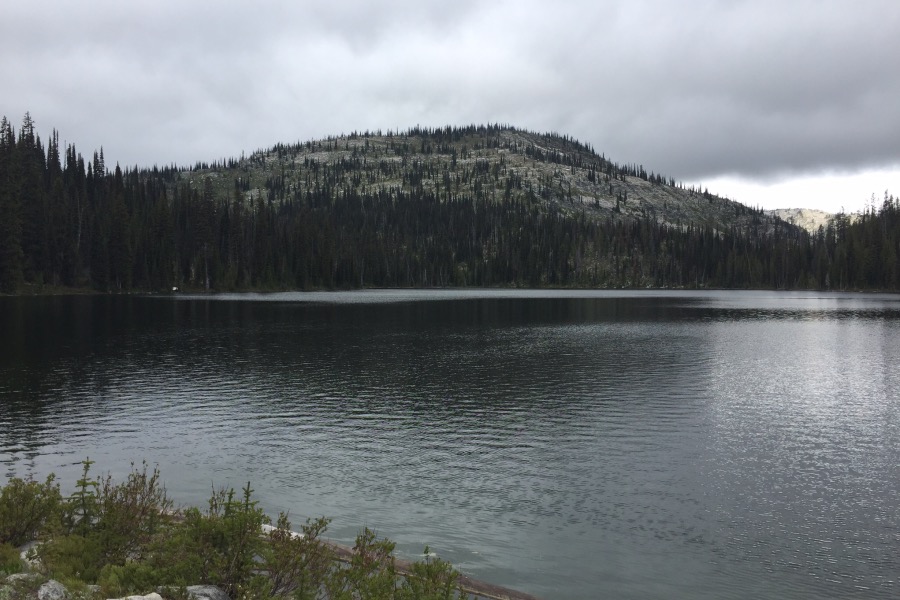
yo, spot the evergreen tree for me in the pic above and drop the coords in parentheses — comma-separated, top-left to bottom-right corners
(0, 117, 23, 291)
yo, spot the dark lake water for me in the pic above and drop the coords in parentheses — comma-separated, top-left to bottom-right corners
(2, 290, 899, 599)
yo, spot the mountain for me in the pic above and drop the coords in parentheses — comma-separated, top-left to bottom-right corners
(182, 125, 786, 236)
(2, 117, 898, 293)
(768, 208, 833, 233)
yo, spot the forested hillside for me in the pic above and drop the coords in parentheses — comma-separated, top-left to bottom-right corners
(1, 114, 898, 293)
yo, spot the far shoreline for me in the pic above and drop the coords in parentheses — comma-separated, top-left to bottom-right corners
(3, 283, 899, 298)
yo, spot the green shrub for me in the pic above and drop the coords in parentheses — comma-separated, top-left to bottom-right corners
(325, 528, 398, 600)
(94, 461, 172, 564)
(39, 460, 173, 584)
(36, 534, 104, 582)
(152, 483, 269, 597)
(398, 547, 467, 600)
(262, 514, 334, 600)
(0, 542, 22, 576)
(53, 576, 99, 600)
(323, 531, 471, 600)
(98, 562, 163, 597)
(0, 474, 63, 546)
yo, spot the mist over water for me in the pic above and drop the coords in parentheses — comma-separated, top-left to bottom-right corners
(2, 290, 899, 599)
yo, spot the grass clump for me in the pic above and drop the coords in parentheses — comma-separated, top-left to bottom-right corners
(0, 542, 23, 577)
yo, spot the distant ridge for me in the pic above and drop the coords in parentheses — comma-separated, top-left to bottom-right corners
(768, 208, 859, 233)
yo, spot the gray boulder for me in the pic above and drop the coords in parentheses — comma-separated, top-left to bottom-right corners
(108, 594, 163, 600)
(37, 580, 68, 600)
(185, 586, 229, 600)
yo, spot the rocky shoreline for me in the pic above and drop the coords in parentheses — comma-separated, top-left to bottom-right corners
(3, 537, 541, 600)
(1, 573, 229, 600)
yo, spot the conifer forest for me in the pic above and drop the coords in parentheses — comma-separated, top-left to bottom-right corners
(1, 114, 898, 294)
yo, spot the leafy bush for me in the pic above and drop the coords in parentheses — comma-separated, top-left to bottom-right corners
(0, 474, 63, 546)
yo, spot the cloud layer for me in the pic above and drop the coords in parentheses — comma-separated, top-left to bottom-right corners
(2, 0, 898, 209)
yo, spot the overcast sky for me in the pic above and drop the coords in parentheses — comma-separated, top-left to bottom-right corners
(2, 0, 898, 213)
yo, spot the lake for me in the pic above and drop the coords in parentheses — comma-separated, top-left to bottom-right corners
(1, 290, 899, 599)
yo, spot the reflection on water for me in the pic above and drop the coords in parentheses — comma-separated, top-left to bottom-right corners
(1, 290, 899, 599)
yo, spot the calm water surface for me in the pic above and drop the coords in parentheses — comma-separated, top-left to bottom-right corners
(1, 290, 899, 599)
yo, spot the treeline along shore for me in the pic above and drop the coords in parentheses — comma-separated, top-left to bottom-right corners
(1, 114, 898, 294)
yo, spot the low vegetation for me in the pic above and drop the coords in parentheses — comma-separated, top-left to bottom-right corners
(0, 460, 469, 600)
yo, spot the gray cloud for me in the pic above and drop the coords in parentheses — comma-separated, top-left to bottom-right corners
(2, 0, 898, 189)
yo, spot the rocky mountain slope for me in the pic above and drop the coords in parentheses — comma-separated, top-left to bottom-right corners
(178, 125, 791, 236)
(768, 208, 832, 233)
